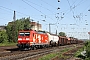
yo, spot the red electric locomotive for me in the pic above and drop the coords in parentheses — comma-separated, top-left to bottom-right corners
(17, 30, 49, 49)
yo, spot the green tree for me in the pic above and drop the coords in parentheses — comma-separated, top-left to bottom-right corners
(23, 18, 31, 29)
(6, 17, 31, 43)
(6, 24, 13, 42)
(0, 31, 8, 43)
(58, 32, 66, 36)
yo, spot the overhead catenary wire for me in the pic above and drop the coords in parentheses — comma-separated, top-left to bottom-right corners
(74, 0, 84, 8)
(67, 0, 75, 18)
(81, 1, 90, 15)
(22, 0, 58, 24)
(40, 0, 56, 9)
(0, 5, 43, 21)
(58, 0, 87, 27)
(22, 0, 44, 15)
(0, 6, 29, 16)
(0, 1, 57, 26)
(40, 0, 62, 23)
(0, 0, 89, 39)
(62, 0, 85, 18)
(55, 0, 78, 24)
(25, 0, 55, 14)
(39, 0, 77, 25)
(22, 0, 57, 32)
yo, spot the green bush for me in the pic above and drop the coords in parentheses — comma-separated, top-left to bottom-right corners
(85, 41, 90, 57)
(85, 58, 90, 60)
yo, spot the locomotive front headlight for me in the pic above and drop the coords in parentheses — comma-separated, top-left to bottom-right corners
(18, 38, 22, 40)
(26, 38, 30, 40)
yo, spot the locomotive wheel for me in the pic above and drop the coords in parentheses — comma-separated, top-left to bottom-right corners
(28, 47, 32, 50)
(50, 40, 53, 47)
(40, 45, 43, 49)
(32, 47, 36, 50)
(31, 45, 37, 50)
(54, 42, 56, 46)
(58, 41, 60, 46)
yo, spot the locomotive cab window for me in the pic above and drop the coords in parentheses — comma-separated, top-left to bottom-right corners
(19, 32, 24, 36)
(19, 32, 30, 36)
(25, 32, 30, 36)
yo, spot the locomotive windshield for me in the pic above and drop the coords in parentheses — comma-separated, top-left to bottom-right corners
(25, 32, 30, 36)
(19, 32, 30, 36)
(19, 32, 24, 36)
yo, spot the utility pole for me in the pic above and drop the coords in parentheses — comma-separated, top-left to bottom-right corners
(56, 30, 57, 35)
(37, 21, 39, 31)
(42, 20, 55, 33)
(13, 11, 16, 42)
(49, 23, 51, 33)
(13, 11, 16, 22)
(49, 23, 55, 33)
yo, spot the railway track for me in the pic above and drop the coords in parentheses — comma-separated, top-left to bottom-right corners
(0, 44, 83, 60)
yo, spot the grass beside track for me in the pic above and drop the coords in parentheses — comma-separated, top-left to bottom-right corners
(74, 46, 85, 59)
(0, 42, 17, 46)
(74, 47, 84, 57)
(38, 48, 71, 60)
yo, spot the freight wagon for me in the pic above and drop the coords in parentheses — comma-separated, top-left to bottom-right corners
(58, 36, 67, 46)
(46, 33, 59, 46)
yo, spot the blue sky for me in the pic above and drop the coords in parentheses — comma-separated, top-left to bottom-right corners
(0, 0, 90, 39)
